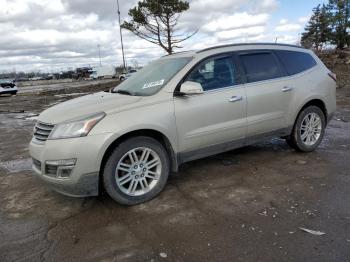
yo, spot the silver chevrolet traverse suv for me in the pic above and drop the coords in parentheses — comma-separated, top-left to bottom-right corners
(29, 43, 337, 205)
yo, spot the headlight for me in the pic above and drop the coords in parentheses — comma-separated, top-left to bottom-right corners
(48, 112, 105, 140)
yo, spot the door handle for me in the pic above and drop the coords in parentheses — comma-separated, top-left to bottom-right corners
(229, 95, 243, 102)
(282, 86, 293, 92)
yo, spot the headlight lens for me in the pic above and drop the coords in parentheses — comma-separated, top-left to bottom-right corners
(49, 112, 105, 140)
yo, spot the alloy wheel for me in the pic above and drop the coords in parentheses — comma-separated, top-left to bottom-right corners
(300, 112, 322, 146)
(115, 147, 162, 196)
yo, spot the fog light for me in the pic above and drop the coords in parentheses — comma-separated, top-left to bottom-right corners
(57, 166, 73, 178)
(45, 159, 76, 179)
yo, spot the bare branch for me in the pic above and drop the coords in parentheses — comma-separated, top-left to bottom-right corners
(122, 0, 196, 54)
(172, 29, 198, 43)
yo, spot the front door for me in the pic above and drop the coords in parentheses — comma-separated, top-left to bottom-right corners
(174, 54, 247, 161)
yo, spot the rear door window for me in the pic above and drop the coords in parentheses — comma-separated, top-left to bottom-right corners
(239, 52, 283, 83)
(275, 50, 317, 75)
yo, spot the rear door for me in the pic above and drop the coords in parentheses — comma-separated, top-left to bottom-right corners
(238, 50, 293, 137)
(174, 54, 247, 159)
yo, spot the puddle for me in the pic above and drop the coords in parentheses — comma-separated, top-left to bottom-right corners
(0, 158, 32, 173)
(25, 115, 38, 120)
(47, 101, 63, 107)
(255, 138, 290, 151)
(54, 92, 90, 98)
(9, 112, 39, 121)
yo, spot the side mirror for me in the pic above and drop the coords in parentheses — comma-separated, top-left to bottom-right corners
(179, 81, 204, 95)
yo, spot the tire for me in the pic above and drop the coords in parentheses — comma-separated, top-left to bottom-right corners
(287, 106, 326, 152)
(11, 91, 17, 96)
(102, 136, 170, 205)
(119, 76, 125, 81)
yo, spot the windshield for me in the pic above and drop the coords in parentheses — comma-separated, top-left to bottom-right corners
(113, 56, 192, 96)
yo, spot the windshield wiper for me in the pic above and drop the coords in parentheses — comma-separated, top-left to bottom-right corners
(112, 89, 133, 96)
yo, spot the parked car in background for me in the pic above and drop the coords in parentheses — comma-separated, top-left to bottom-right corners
(119, 69, 137, 81)
(29, 43, 336, 205)
(91, 66, 116, 80)
(29, 76, 45, 81)
(0, 79, 17, 96)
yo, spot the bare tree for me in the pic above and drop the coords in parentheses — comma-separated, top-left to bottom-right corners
(121, 0, 197, 54)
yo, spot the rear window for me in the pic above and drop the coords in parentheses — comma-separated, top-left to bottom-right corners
(240, 52, 282, 83)
(275, 50, 317, 75)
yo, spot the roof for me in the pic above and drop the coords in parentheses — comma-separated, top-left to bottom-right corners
(197, 43, 304, 53)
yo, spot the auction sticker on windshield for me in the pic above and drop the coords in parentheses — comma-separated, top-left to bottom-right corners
(142, 79, 164, 89)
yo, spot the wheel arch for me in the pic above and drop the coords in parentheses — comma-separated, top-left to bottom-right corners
(99, 129, 178, 184)
(293, 98, 328, 125)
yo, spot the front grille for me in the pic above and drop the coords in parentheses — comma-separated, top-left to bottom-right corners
(33, 122, 54, 142)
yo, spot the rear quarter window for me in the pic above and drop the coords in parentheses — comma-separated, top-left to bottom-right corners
(275, 50, 317, 76)
(239, 52, 283, 83)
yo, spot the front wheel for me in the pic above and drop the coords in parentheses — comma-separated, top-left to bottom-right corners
(287, 106, 326, 152)
(103, 136, 170, 205)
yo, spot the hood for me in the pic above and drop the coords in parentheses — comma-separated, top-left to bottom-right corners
(39, 92, 142, 124)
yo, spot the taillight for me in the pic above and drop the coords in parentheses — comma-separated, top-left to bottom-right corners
(328, 72, 337, 82)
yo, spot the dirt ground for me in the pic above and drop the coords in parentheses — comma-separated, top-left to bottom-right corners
(1, 67, 350, 261)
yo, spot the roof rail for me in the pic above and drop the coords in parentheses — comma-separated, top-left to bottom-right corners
(197, 43, 304, 53)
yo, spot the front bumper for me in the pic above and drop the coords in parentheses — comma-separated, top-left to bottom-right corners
(29, 132, 113, 197)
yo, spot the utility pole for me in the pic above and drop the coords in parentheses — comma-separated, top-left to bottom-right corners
(117, 0, 126, 73)
(97, 44, 102, 66)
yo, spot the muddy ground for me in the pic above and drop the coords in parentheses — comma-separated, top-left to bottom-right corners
(17, 78, 119, 95)
(1, 73, 350, 261)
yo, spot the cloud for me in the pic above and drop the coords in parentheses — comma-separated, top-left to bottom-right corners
(216, 26, 266, 40)
(0, 0, 308, 72)
(250, 0, 279, 13)
(275, 23, 302, 32)
(188, 0, 245, 14)
(203, 13, 269, 32)
(275, 15, 309, 33)
(298, 16, 310, 24)
(62, 0, 138, 21)
(0, 0, 65, 26)
(279, 19, 288, 25)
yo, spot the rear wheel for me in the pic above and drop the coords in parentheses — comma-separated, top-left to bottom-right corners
(287, 106, 326, 152)
(103, 136, 170, 205)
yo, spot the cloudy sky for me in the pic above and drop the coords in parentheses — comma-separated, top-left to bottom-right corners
(1, 0, 325, 72)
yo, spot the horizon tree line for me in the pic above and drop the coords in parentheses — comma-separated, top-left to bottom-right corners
(301, 0, 350, 50)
